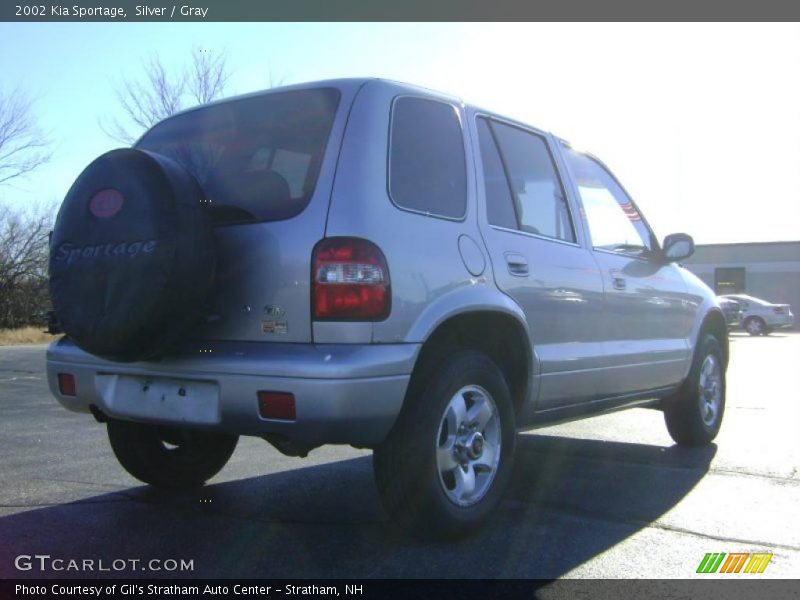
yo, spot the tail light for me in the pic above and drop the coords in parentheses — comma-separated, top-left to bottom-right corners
(312, 237, 390, 320)
(774, 307, 785, 314)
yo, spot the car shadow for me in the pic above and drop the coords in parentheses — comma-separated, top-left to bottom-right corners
(0, 434, 715, 579)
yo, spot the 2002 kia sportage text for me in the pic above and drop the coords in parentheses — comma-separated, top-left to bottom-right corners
(46, 79, 728, 538)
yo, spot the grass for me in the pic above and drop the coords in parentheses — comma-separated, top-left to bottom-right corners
(0, 326, 58, 346)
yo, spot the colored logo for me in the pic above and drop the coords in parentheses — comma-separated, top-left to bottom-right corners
(89, 188, 124, 218)
(697, 552, 773, 574)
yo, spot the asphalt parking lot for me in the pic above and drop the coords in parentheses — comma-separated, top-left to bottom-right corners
(1, 332, 798, 579)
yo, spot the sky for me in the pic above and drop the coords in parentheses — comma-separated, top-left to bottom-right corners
(1, 22, 799, 245)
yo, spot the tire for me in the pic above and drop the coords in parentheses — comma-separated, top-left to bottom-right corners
(663, 334, 726, 446)
(373, 350, 516, 538)
(744, 316, 766, 336)
(49, 149, 215, 362)
(107, 420, 238, 488)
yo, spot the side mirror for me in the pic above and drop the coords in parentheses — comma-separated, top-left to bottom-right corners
(662, 233, 694, 262)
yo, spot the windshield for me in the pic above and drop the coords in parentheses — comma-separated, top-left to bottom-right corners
(137, 88, 340, 223)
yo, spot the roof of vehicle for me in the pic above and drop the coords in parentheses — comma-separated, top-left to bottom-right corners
(720, 294, 770, 305)
(147, 77, 558, 143)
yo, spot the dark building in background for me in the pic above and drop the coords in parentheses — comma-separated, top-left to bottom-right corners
(682, 241, 800, 328)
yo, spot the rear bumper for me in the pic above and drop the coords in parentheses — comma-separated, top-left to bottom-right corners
(766, 315, 794, 329)
(46, 338, 420, 446)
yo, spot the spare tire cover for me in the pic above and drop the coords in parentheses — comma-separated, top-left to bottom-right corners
(49, 148, 215, 362)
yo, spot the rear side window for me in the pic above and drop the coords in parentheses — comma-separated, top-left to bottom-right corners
(389, 97, 467, 219)
(476, 118, 517, 229)
(486, 121, 575, 243)
(137, 88, 340, 223)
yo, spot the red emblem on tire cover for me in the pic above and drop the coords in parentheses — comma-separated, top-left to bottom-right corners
(89, 189, 124, 218)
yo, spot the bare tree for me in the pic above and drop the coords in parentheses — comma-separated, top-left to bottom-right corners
(103, 48, 231, 144)
(0, 202, 54, 328)
(188, 47, 231, 105)
(0, 89, 52, 186)
(103, 57, 185, 144)
(0, 88, 53, 328)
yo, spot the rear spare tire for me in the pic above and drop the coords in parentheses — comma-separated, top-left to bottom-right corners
(49, 148, 215, 362)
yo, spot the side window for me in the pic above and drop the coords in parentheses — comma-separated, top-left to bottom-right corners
(562, 147, 654, 254)
(480, 119, 576, 243)
(389, 97, 467, 219)
(476, 118, 517, 229)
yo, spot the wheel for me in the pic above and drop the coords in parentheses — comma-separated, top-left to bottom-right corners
(49, 149, 215, 362)
(663, 334, 725, 446)
(744, 316, 767, 336)
(373, 350, 515, 538)
(107, 420, 238, 488)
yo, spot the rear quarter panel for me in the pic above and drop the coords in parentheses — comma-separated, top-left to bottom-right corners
(323, 81, 515, 347)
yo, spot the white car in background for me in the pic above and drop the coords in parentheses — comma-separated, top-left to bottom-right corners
(720, 294, 794, 335)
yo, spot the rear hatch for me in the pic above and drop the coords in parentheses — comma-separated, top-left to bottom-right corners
(136, 83, 354, 343)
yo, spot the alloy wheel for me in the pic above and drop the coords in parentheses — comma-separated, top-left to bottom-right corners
(435, 385, 501, 507)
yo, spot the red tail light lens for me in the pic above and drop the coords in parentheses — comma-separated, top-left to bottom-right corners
(57, 373, 76, 396)
(312, 238, 391, 320)
(257, 391, 296, 420)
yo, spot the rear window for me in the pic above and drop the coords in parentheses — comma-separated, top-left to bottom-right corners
(137, 88, 340, 223)
(388, 97, 467, 219)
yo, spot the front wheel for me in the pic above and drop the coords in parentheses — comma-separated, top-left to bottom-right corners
(663, 334, 726, 446)
(373, 350, 516, 538)
(107, 420, 238, 488)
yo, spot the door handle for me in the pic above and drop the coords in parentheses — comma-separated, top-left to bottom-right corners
(610, 270, 627, 290)
(504, 253, 529, 276)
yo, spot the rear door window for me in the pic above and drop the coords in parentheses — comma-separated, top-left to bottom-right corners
(137, 88, 340, 223)
(388, 97, 467, 219)
(476, 118, 517, 230)
(478, 118, 575, 243)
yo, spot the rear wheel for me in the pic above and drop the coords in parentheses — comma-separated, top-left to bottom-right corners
(664, 334, 726, 446)
(373, 350, 515, 538)
(744, 316, 767, 336)
(107, 420, 238, 488)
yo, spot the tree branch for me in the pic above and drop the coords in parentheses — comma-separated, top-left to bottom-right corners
(0, 88, 52, 186)
(103, 49, 231, 144)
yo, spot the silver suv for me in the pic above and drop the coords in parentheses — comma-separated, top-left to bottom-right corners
(46, 79, 728, 537)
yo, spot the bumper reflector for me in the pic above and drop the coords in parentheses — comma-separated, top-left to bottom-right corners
(57, 373, 76, 396)
(258, 391, 296, 420)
